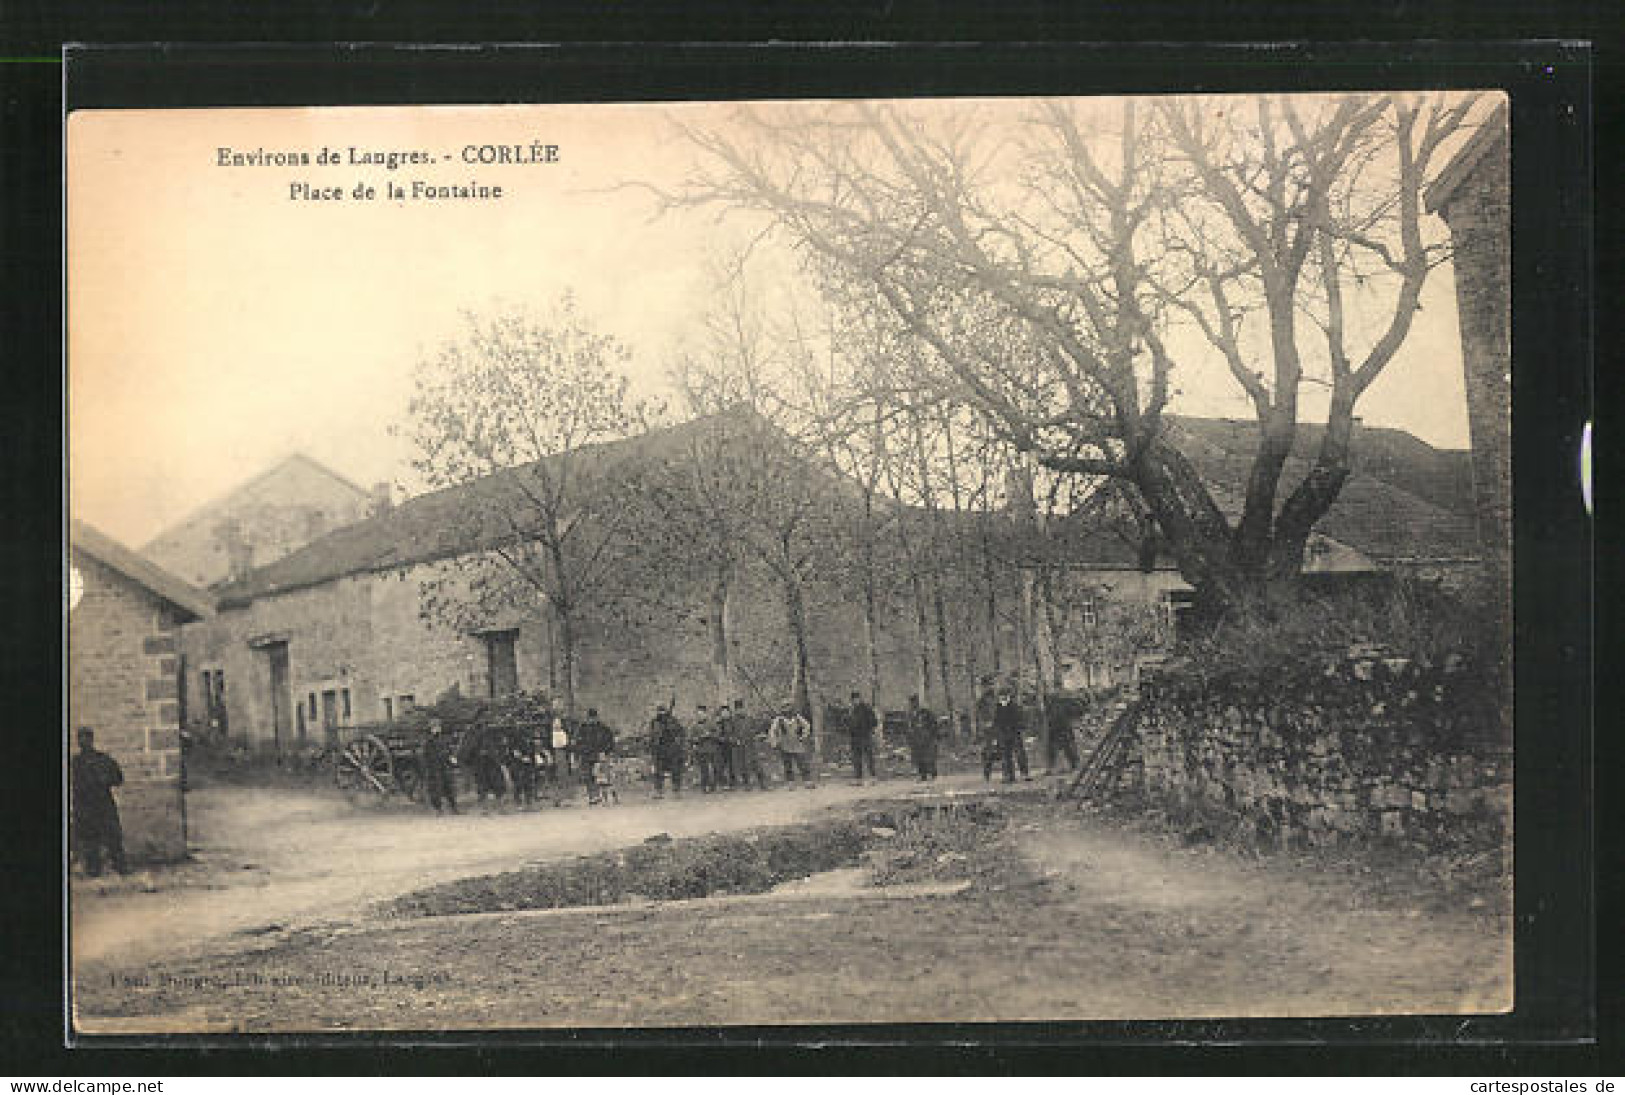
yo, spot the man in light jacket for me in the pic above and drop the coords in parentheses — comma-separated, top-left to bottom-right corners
(767, 702, 816, 788)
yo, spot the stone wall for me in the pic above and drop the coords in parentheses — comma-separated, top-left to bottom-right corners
(68, 554, 187, 862)
(1115, 654, 1511, 850)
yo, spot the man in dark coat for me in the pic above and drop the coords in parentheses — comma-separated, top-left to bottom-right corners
(649, 704, 687, 797)
(905, 695, 939, 782)
(71, 727, 127, 876)
(692, 704, 723, 793)
(1044, 694, 1082, 775)
(459, 722, 509, 809)
(993, 689, 1033, 783)
(719, 703, 768, 790)
(419, 718, 460, 814)
(574, 708, 615, 804)
(846, 690, 880, 783)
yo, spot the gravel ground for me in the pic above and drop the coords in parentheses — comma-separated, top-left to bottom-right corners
(71, 786, 1511, 1033)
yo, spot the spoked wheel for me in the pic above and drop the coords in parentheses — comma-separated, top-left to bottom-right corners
(335, 734, 394, 802)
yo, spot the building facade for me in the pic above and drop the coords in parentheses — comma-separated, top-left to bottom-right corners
(141, 453, 382, 590)
(69, 521, 214, 862)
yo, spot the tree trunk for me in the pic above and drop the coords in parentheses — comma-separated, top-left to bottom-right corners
(783, 574, 813, 720)
(709, 576, 733, 706)
(555, 601, 578, 716)
(860, 502, 882, 707)
(909, 569, 933, 703)
(930, 576, 957, 733)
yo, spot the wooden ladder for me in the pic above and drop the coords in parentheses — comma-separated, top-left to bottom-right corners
(1059, 701, 1140, 804)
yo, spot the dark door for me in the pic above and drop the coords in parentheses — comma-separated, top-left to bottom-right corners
(486, 631, 519, 697)
(265, 642, 292, 750)
(320, 690, 339, 742)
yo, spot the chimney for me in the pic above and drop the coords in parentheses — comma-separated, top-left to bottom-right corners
(369, 482, 393, 518)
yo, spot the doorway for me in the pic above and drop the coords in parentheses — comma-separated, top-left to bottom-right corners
(263, 641, 292, 751)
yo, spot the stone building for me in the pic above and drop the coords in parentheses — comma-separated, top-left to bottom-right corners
(1036, 415, 1482, 690)
(1425, 101, 1512, 612)
(69, 520, 214, 862)
(141, 453, 382, 590)
(179, 411, 1478, 751)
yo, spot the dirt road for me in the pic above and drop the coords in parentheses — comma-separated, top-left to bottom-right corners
(71, 776, 978, 967)
(72, 783, 1511, 1031)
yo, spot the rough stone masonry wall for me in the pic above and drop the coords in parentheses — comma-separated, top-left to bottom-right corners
(68, 554, 187, 862)
(1116, 656, 1511, 850)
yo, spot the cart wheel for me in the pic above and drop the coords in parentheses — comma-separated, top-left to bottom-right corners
(336, 734, 394, 802)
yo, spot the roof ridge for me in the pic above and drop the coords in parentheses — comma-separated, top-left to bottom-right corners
(141, 451, 373, 552)
(72, 519, 215, 620)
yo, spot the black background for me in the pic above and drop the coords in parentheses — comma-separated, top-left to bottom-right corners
(2, 6, 1609, 1076)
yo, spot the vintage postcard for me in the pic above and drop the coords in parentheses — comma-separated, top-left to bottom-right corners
(67, 92, 1513, 1035)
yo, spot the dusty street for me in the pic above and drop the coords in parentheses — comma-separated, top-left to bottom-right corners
(71, 777, 1512, 1033)
(71, 774, 969, 966)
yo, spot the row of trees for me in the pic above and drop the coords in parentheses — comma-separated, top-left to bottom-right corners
(401, 93, 1483, 718)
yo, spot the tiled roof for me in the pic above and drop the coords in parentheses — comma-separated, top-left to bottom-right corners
(70, 520, 216, 621)
(1163, 417, 1479, 562)
(217, 411, 1478, 607)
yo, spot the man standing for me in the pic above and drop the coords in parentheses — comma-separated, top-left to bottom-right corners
(419, 718, 460, 815)
(993, 688, 1033, 784)
(692, 704, 722, 793)
(767, 702, 816, 788)
(846, 690, 880, 784)
(71, 727, 127, 876)
(574, 707, 615, 805)
(1044, 693, 1082, 775)
(508, 721, 540, 809)
(649, 704, 687, 798)
(905, 695, 940, 782)
(722, 702, 770, 790)
(460, 721, 509, 810)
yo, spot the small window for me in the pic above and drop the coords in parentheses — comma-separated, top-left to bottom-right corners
(308, 692, 318, 720)
(399, 694, 415, 712)
(383, 697, 394, 722)
(341, 688, 352, 720)
(1080, 599, 1098, 628)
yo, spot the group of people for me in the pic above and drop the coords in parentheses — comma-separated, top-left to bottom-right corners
(415, 706, 619, 815)
(645, 699, 813, 795)
(405, 676, 1095, 817)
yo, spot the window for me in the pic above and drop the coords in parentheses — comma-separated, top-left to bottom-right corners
(383, 697, 394, 722)
(399, 694, 415, 712)
(1079, 599, 1098, 628)
(296, 702, 307, 741)
(341, 688, 352, 721)
(308, 692, 318, 720)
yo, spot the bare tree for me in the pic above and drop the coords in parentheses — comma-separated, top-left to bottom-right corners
(673, 93, 1479, 619)
(401, 297, 647, 714)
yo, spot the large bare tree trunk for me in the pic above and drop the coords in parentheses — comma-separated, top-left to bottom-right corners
(930, 576, 957, 733)
(782, 575, 813, 720)
(709, 576, 733, 706)
(909, 570, 933, 703)
(555, 602, 578, 716)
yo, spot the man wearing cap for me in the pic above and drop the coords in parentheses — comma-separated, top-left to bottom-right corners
(993, 688, 1033, 784)
(71, 727, 128, 876)
(905, 695, 940, 782)
(845, 689, 880, 784)
(419, 718, 460, 815)
(767, 702, 816, 788)
(649, 703, 687, 798)
(574, 707, 616, 804)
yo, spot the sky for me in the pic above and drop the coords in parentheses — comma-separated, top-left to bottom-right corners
(67, 98, 1476, 549)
